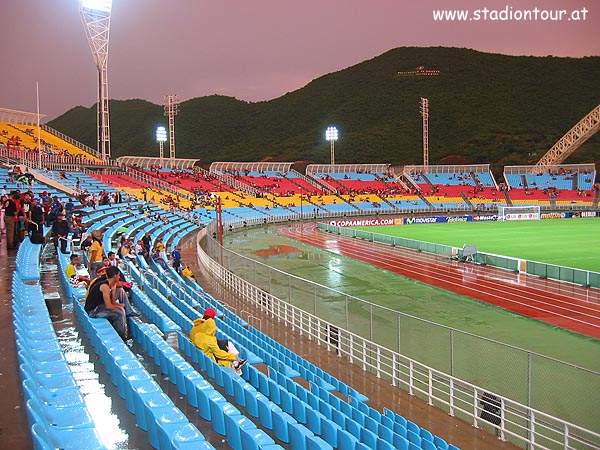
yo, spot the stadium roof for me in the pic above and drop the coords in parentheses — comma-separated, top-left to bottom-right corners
(210, 161, 294, 173)
(0, 107, 45, 125)
(116, 156, 198, 169)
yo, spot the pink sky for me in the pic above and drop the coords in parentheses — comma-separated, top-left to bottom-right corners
(0, 0, 597, 120)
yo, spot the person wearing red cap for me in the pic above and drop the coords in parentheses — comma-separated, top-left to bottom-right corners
(190, 308, 247, 373)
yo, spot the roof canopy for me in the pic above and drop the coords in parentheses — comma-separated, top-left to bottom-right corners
(306, 163, 391, 175)
(210, 161, 294, 173)
(116, 156, 199, 169)
(0, 108, 45, 125)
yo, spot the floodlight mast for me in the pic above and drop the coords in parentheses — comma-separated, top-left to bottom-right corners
(420, 98, 429, 166)
(326, 126, 338, 165)
(156, 126, 167, 161)
(80, 0, 112, 161)
(164, 95, 180, 160)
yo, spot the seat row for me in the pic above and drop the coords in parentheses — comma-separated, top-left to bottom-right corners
(101, 205, 461, 450)
(138, 233, 461, 450)
(72, 297, 211, 450)
(15, 237, 43, 281)
(133, 322, 290, 450)
(12, 272, 103, 450)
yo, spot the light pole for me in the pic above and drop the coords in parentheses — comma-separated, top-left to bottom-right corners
(164, 95, 180, 160)
(420, 97, 429, 167)
(156, 126, 167, 162)
(326, 126, 338, 165)
(80, 0, 113, 161)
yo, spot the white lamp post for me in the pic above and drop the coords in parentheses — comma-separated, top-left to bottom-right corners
(81, 0, 113, 161)
(156, 126, 167, 161)
(326, 126, 338, 165)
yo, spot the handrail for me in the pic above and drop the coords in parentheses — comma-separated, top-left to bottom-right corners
(196, 218, 600, 449)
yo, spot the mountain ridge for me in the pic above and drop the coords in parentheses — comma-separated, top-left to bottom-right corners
(48, 46, 600, 171)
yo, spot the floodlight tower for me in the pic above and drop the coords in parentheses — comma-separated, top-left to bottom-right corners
(326, 126, 339, 165)
(80, 0, 112, 161)
(164, 95, 180, 160)
(420, 97, 429, 166)
(156, 126, 167, 161)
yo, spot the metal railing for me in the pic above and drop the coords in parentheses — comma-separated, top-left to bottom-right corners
(197, 220, 600, 449)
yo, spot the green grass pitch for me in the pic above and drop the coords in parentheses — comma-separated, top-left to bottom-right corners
(353, 218, 600, 272)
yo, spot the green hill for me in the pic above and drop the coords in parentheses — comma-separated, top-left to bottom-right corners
(48, 47, 600, 172)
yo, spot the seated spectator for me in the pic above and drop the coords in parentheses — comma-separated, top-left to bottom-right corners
(190, 308, 246, 374)
(182, 265, 195, 280)
(135, 239, 149, 261)
(118, 238, 137, 261)
(84, 266, 128, 341)
(94, 266, 139, 318)
(65, 254, 90, 287)
(151, 247, 169, 270)
(155, 237, 165, 253)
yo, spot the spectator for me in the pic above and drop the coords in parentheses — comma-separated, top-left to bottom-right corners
(118, 238, 136, 262)
(80, 234, 93, 253)
(65, 254, 90, 287)
(155, 237, 165, 252)
(151, 247, 169, 270)
(3, 192, 20, 249)
(93, 266, 139, 318)
(51, 212, 70, 254)
(135, 239, 148, 262)
(182, 265, 195, 280)
(480, 391, 502, 436)
(105, 251, 120, 267)
(87, 229, 105, 275)
(171, 246, 182, 272)
(27, 196, 45, 242)
(190, 308, 246, 373)
(141, 231, 152, 252)
(84, 266, 127, 341)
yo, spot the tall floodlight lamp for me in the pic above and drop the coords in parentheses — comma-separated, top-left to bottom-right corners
(156, 126, 167, 161)
(325, 126, 338, 165)
(420, 97, 429, 166)
(164, 95, 180, 160)
(81, 0, 113, 161)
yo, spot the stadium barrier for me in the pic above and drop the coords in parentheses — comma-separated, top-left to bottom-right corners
(198, 220, 600, 449)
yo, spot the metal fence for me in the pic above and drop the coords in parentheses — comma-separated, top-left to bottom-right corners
(198, 222, 600, 449)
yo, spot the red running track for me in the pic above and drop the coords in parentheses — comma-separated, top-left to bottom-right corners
(277, 223, 600, 340)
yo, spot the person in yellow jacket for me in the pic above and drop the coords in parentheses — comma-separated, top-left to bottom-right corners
(190, 308, 246, 372)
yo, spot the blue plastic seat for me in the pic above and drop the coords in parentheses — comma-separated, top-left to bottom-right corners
(257, 397, 282, 430)
(224, 413, 257, 450)
(338, 428, 359, 450)
(360, 427, 378, 449)
(306, 435, 334, 450)
(421, 439, 438, 450)
(320, 418, 341, 448)
(26, 396, 94, 430)
(209, 401, 239, 435)
(196, 388, 225, 421)
(240, 427, 277, 450)
(159, 422, 205, 450)
(289, 421, 314, 450)
(272, 410, 296, 443)
(144, 405, 188, 449)
(406, 429, 422, 448)
(433, 435, 449, 450)
(393, 434, 410, 450)
(292, 395, 307, 424)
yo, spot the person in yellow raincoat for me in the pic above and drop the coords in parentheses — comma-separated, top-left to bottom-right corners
(190, 308, 246, 372)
